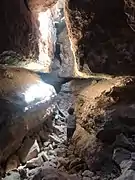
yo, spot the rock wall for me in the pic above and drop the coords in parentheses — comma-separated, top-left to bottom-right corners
(63, 0, 135, 179)
(0, 0, 39, 60)
(65, 0, 135, 76)
(69, 76, 135, 178)
(0, 0, 61, 72)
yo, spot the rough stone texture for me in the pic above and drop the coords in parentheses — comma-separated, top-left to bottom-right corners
(65, 0, 135, 76)
(0, 0, 60, 72)
(70, 76, 135, 177)
(6, 155, 20, 173)
(29, 0, 58, 13)
(0, 66, 56, 172)
(31, 167, 75, 180)
(17, 138, 38, 163)
(0, 0, 39, 61)
(57, 27, 75, 77)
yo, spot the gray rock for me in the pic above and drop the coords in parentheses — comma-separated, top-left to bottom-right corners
(57, 157, 69, 167)
(25, 140, 40, 162)
(69, 174, 80, 180)
(83, 177, 91, 180)
(92, 176, 100, 180)
(55, 147, 66, 157)
(113, 148, 133, 173)
(31, 167, 70, 180)
(43, 141, 50, 147)
(114, 134, 135, 151)
(26, 156, 44, 168)
(82, 170, 94, 178)
(3, 171, 20, 180)
(131, 152, 135, 161)
(120, 160, 133, 172)
(115, 170, 135, 180)
(43, 161, 57, 168)
(49, 133, 63, 143)
(113, 148, 131, 166)
(48, 155, 56, 161)
(48, 144, 54, 150)
(48, 149, 57, 156)
(38, 151, 50, 161)
(28, 167, 41, 177)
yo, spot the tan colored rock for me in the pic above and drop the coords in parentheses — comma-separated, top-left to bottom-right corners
(0, 66, 56, 170)
(6, 155, 20, 173)
(29, 0, 58, 13)
(70, 76, 135, 170)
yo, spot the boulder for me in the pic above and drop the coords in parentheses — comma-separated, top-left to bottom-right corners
(0, 66, 56, 172)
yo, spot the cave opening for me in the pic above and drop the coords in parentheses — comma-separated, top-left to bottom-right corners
(1, 0, 135, 179)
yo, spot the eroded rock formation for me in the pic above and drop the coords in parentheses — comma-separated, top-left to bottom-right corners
(2, 0, 135, 179)
(0, 0, 39, 60)
(67, 76, 135, 178)
(0, 66, 57, 173)
(65, 0, 135, 76)
(0, 0, 61, 72)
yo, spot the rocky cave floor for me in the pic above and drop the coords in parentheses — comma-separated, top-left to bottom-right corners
(2, 82, 135, 180)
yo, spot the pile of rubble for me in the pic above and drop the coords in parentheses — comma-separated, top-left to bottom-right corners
(3, 107, 103, 180)
(2, 83, 103, 180)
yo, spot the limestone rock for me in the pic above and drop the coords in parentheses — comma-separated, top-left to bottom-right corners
(31, 167, 73, 180)
(115, 170, 135, 180)
(82, 170, 94, 178)
(26, 156, 44, 168)
(3, 171, 20, 180)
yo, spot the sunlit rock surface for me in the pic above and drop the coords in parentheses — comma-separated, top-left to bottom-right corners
(0, 66, 56, 172)
(0, 0, 60, 72)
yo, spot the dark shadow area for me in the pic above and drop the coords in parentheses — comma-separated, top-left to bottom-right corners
(67, 0, 135, 76)
(0, 0, 39, 60)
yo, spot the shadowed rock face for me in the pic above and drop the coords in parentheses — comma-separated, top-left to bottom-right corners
(69, 76, 135, 177)
(65, 0, 135, 76)
(0, 0, 39, 59)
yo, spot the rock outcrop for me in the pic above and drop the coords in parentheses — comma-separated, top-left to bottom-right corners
(0, 0, 60, 72)
(69, 76, 135, 178)
(0, 0, 39, 60)
(0, 66, 57, 173)
(65, 0, 135, 76)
